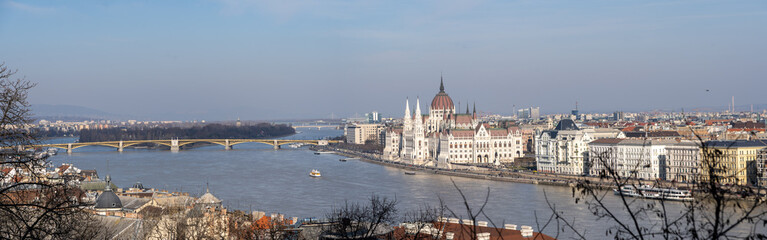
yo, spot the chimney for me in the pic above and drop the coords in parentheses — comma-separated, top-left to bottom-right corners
(521, 226, 534, 237)
(477, 232, 491, 240)
(462, 219, 474, 225)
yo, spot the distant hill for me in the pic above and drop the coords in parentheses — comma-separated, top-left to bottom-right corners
(31, 104, 129, 122)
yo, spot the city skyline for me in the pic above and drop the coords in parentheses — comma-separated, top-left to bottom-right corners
(2, 0, 766, 120)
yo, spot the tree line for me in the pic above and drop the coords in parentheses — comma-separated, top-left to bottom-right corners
(78, 123, 295, 142)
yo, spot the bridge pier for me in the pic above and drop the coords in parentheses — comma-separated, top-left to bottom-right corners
(170, 139, 179, 152)
(273, 140, 280, 150)
(225, 139, 231, 150)
(67, 143, 72, 154)
(118, 141, 124, 152)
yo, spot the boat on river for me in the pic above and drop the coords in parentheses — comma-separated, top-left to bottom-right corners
(404, 171, 416, 175)
(314, 151, 335, 155)
(613, 185, 693, 201)
(310, 169, 321, 177)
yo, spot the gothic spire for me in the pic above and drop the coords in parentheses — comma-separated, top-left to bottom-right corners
(466, 101, 470, 114)
(439, 75, 445, 92)
(415, 97, 422, 120)
(473, 102, 476, 114)
(404, 98, 411, 119)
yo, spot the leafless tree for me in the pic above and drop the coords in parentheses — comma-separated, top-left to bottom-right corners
(324, 194, 399, 240)
(540, 132, 767, 239)
(390, 201, 447, 240)
(0, 63, 103, 239)
(142, 205, 226, 240)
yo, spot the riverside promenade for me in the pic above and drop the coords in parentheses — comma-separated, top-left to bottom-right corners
(313, 146, 623, 190)
(316, 146, 767, 201)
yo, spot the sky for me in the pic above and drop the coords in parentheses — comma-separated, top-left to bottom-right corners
(1, 0, 766, 121)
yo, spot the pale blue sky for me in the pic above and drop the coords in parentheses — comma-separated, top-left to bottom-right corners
(1, 0, 765, 120)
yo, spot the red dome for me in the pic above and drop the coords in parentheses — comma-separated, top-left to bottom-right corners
(431, 92, 454, 110)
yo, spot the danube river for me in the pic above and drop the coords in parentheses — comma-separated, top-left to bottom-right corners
(46, 129, 758, 238)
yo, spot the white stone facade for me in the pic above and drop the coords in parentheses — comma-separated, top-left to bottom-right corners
(588, 139, 682, 180)
(534, 120, 625, 175)
(665, 142, 701, 182)
(384, 80, 523, 167)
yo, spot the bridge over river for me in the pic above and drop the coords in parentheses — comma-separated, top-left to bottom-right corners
(39, 139, 339, 153)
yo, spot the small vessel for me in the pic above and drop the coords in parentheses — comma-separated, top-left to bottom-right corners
(315, 151, 335, 154)
(310, 169, 321, 177)
(404, 171, 416, 175)
(613, 185, 693, 201)
(339, 159, 347, 162)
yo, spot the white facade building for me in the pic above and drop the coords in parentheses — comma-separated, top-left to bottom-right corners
(384, 79, 523, 167)
(345, 123, 384, 144)
(589, 139, 687, 180)
(664, 141, 701, 182)
(534, 120, 625, 175)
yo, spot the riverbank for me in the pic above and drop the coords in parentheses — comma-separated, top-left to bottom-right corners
(312, 146, 610, 189)
(316, 146, 767, 201)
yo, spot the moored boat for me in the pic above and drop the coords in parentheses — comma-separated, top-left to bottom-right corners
(613, 185, 693, 201)
(404, 171, 416, 175)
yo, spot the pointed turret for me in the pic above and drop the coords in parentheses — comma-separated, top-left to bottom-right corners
(466, 101, 470, 114)
(415, 97, 423, 123)
(439, 75, 445, 93)
(472, 102, 477, 119)
(404, 98, 411, 119)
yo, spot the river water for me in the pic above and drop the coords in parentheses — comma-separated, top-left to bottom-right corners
(45, 129, 759, 238)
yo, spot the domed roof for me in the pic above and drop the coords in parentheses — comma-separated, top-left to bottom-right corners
(95, 175, 122, 211)
(431, 77, 454, 110)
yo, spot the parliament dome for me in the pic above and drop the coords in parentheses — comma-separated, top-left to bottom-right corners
(430, 78, 454, 110)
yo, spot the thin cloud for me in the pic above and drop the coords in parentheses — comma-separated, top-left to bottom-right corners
(215, 0, 320, 19)
(4, 1, 56, 14)
(673, 11, 767, 20)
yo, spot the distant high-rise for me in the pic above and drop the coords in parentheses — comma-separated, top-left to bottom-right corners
(366, 111, 381, 123)
(518, 107, 540, 120)
(571, 102, 579, 120)
(613, 111, 625, 121)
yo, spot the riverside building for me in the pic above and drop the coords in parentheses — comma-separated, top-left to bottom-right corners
(664, 141, 701, 182)
(383, 78, 523, 167)
(702, 140, 767, 186)
(534, 119, 624, 175)
(345, 123, 385, 144)
(588, 139, 699, 180)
